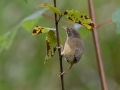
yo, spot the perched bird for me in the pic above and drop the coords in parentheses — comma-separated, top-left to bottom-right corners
(61, 26, 84, 75)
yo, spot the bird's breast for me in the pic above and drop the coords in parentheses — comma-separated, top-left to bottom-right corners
(61, 41, 74, 63)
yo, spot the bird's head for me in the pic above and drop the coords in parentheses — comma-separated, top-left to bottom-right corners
(62, 26, 81, 38)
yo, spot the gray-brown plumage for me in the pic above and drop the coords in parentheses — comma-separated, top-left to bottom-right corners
(61, 26, 84, 70)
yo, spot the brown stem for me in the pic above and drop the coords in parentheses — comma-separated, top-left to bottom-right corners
(88, 0, 108, 90)
(97, 18, 112, 29)
(53, 0, 65, 90)
(43, 14, 112, 30)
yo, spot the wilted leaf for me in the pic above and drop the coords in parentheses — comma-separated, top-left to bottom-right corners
(37, 3, 62, 15)
(64, 9, 94, 30)
(112, 8, 120, 34)
(32, 26, 61, 62)
(32, 26, 56, 36)
(45, 30, 57, 63)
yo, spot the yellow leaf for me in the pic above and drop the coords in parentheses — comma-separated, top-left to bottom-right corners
(38, 3, 62, 15)
(44, 31, 62, 63)
(44, 30, 57, 63)
(64, 9, 94, 30)
(32, 26, 62, 63)
(32, 26, 54, 36)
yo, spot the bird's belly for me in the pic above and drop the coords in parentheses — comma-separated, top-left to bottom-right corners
(62, 43, 74, 63)
(64, 54, 74, 63)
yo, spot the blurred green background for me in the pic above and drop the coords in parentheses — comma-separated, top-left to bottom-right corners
(0, 0, 120, 90)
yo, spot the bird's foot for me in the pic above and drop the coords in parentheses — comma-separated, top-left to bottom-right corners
(58, 71, 66, 77)
(56, 45, 63, 49)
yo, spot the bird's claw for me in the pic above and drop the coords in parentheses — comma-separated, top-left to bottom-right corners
(56, 45, 63, 49)
(58, 71, 66, 77)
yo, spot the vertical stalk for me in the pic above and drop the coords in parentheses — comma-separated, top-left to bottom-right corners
(88, 0, 108, 90)
(53, 0, 65, 90)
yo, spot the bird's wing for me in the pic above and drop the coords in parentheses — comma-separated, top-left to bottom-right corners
(74, 49, 81, 62)
(68, 38, 84, 63)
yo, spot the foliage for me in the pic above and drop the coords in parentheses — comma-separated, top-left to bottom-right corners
(0, 26, 18, 53)
(64, 9, 94, 30)
(0, 1, 120, 90)
(38, 3, 62, 15)
(45, 30, 57, 63)
(32, 26, 60, 62)
(21, 8, 48, 32)
(0, 3, 94, 55)
(32, 26, 51, 35)
(0, 9, 47, 53)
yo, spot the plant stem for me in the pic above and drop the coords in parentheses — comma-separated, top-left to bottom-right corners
(88, 0, 108, 90)
(97, 17, 112, 29)
(42, 14, 73, 26)
(53, 0, 65, 90)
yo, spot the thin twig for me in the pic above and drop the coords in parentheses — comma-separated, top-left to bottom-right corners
(53, 0, 65, 90)
(57, 15, 62, 23)
(97, 17, 112, 29)
(43, 14, 112, 30)
(42, 14, 73, 26)
(88, 0, 108, 90)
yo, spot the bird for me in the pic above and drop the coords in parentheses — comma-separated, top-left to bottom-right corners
(60, 26, 84, 75)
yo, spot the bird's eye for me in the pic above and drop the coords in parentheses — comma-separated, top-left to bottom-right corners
(67, 28, 70, 32)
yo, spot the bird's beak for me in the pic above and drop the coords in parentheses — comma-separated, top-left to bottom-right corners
(62, 26, 67, 30)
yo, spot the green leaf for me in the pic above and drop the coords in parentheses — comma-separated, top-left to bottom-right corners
(37, 3, 62, 15)
(21, 9, 48, 32)
(45, 30, 57, 63)
(22, 19, 39, 32)
(0, 25, 19, 53)
(112, 8, 120, 34)
(0, 9, 47, 53)
(64, 9, 94, 30)
(32, 26, 56, 36)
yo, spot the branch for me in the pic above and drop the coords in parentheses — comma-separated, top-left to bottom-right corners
(53, 0, 65, 90)
(42, 14, 112, 29)
(97, 17, 112, 29)
(88, 0, 108, 90)
(42, 14, 73, 26)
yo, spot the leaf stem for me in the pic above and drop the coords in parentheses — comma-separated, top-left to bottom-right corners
(53, 0, 65, 90)
(57, 15, 62, 23)
(88, 0, 108, 90)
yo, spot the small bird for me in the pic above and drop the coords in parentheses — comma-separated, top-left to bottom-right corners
(61, 26, 84, 75)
